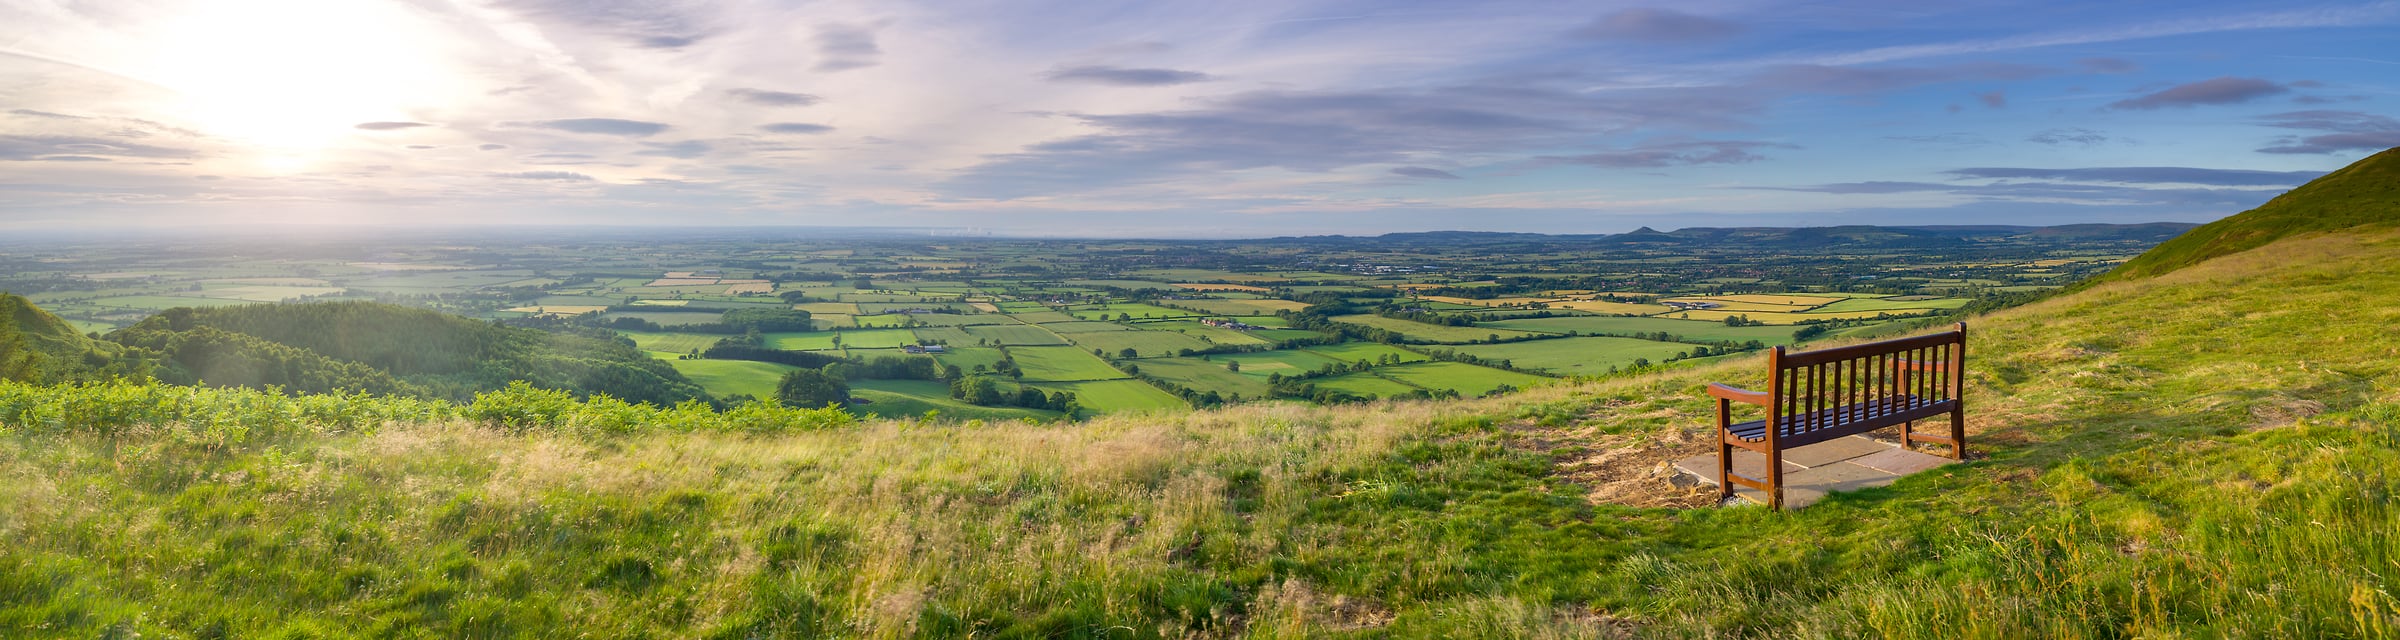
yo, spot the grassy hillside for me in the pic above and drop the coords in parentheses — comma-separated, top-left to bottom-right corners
(6, 231, 2400, 637)
(2100, 145, 2400, 282)
(106, 302, 711, 405)
(0, 292, 135, 384)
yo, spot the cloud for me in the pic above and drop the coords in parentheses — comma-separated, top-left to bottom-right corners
(2253, 110, 2400, 154)
(814, 23, 881, 72)
(636, 140, 712, 158)
(1390, 166, 1462, 180)
(9, 109, 86, 119)
(1571, 8, 1741, 42)
(1885, 133, 1991, 147)
(405, 145, 437, 150)
(1045, 65, 1214, 86)
(1540, 140, 1792, 168)
(1751, 63, 2051, 95)
(726, 88, 822, 107)
(492, 170, 594, 181)
(2026, 128, 2110, 145)
(514, 118, 670, 136)
(2108, 77, 2288, 110)
(1943, 166, 2321, 186)
(2079, 57, 2140, 74)
(478, 144, 509, 151)
(761, 122, 836, 134)
(34, 155, 111, 162)
(497, 0, 712, 49)
(355, 121, 430, 130)
(1753, 180, 2284, 208)
(0, 135, 194, 160)
(1976, 91, 2006, 108)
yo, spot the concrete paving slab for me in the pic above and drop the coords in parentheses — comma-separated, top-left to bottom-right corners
(1849, 447, 1957, 475)
(1783, 436, 1896, 467)
(1673, 435, 1956, 510)
(1671, 449, 1803, 481)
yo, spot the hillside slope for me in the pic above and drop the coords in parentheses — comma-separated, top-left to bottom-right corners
(2100, 145, 2400, 282)
(5, 230, 2400, 637)
(0, 292, 134, 383)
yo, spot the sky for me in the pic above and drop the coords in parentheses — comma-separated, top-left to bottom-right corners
(0, 0, 2395, 237)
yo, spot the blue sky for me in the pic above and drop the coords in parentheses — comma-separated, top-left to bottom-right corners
(0, 0, 2394, 237)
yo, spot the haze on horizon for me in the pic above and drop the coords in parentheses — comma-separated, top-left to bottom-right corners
(1, 0, 2395, 237)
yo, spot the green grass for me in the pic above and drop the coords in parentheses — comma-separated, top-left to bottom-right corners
(1129, 357, 1274, 398)
(9, 230, 2400, 637)
(1307, 371, 1422, 398)
(1215, 349, 1348, 378)
(848, 379, 1059, 421)
(1025, 378, 1188, 412)
(1446, 336, 1694, 375)
(619, 330, 723, 355)
(1066, 304, 1197, 321)
(668, 358, 800, 399)
(1481, 314, 1807, 343)
(1006, 345, 1130, 381)
(961, 324, 1068, 346)
(930, 346, 1009, 373)
(1034, 321, 1133, 333)
(2102, 146, 2400, 281)
(1300, 342, 1428, 365)
(1808, 296, 1970, 313)
(1060, 329, 1214, 358)
(1138, 321, 1273, 346)
(1331, 314, 1544, 344)
(1373, 361, 1549, 396)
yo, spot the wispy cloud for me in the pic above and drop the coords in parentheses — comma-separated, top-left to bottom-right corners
(492, 170, 594, 181)
(2253, 110, 2400, 154)
(726, 89, 822, 107)
(1800, 4, 2400, 66)
(1570, 8, 1742, 42)
(2108, 77, 2288, 110)
(512, 118, 671, 136)
(1045, 65, 1214, 86)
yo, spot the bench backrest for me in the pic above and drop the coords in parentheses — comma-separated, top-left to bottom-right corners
(1765, 322, 1965, 446)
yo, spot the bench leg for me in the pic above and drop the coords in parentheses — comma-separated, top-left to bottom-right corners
(1716, 441, 1733, 501)
(1900, 420, 1915, 451)
(1767, 449, 1785, 510)
(1948, 409, 1967, 460)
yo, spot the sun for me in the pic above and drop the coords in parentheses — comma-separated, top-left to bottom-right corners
(134, 0, 465, 168)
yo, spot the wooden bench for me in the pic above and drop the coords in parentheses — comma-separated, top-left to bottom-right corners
(1705, 322, 1967, 509)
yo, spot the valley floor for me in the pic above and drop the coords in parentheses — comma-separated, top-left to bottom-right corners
(5, 232, 2400, 638)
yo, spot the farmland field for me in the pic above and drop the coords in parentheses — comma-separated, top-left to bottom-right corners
(1026, 379, 1187, 412)
(667, 359, 799, 399)
(1007, 346, 1130, 381)
(1480, 315, 1804, 343)
(1667, 308, 1939, 324)
(962, 324, 1069, 346)
(1375, 361, 1549, 395)
(1163, 298, 1310, 315)
(1059, 330, 1214, 358)
(847, 379, 1059, 421)
(1301, 342, 1429, 364)
(1811, 296, 1972, 313)
(1006, 311, 1082, 324)
(1546, 300, 1672, 315)
(1331, 314, 1544, 343)
(763, 328, 916, 351)
(1037, 321, 1134, 333)
(930, 346, 1009, 372)
(1214, 350, 1347, 378)
(622, 330, 722, 355)
(1445, 336, 1694, 375)
(1139, 321, 1272, 346)
(1131, 357, 1273, 398)
(1308, 372, 1421, 398)
(1066, 303, 1197, 320)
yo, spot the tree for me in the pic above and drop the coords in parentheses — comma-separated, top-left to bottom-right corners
(1119, 347, 1139, 359)
(776, 369, 850, 409)
(1226, 360, 1239, 372)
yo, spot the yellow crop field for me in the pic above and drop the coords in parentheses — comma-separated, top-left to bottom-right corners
(1708, 294, 1846, 307)
(1550, 300, 1672, 315)
(1667, 308, 1938, 325)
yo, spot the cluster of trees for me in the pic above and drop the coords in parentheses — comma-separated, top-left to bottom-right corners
(947, 376, 1077, 412)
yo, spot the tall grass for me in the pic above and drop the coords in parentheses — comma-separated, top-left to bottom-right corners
(4, 232, 2400, 637)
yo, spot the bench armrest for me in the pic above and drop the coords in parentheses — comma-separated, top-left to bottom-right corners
(1706, 383, 1769, 406)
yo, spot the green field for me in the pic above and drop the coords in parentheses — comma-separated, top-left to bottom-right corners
(620, 330, 723, 355)
(1331, 314, 1544, 343)
(1007, 346, 1131, 381)
(1161, 299, 1308, 316)
(763, 328, 916, 350)
(667, 358, 800, 399)
(600, 310, 727, 327)
(1307, 372, 1420, 398)
(1301, 342, 1429, 365)
(1066, 303, 1197, 321)
(961, 324, 1069, 346)
(1214, 349, 1347, 378)
(83, 295, 256, 310)
(1374, 361, 1549, 396)
(848, 379, 1059, 421)
(1446, 336, 1695, 375)
(1025, 379, 1187, 412)
(1060, 329, 1214, 358)
(1037, 321, 1134, 333)
(1809, 296, 1972, 313)
(1139, 321, 1273, 346)
(1129, 357, 1274, 398)
(1006, 311, 1081, 324)
(1480, 315, 1809, 343)
(930, 346, 1009, 373)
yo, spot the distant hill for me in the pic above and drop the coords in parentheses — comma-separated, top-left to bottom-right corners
(2100, 146, 2400, 282)
(106, 301, 711, 404)
(0, 292, 135, 383)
